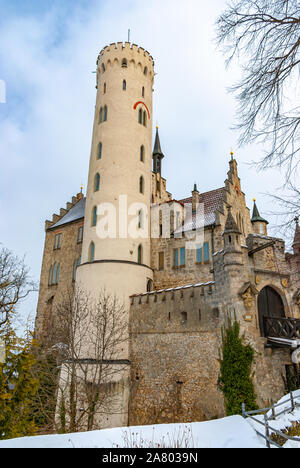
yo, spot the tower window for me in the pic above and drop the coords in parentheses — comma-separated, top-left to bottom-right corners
(138, 244, 143, 264)
(104, 83, 106, 94)
(143, 111, 147, 127)
(142, 86, 145, 98)
(123, 80, 126, 91)
(140, 145, 145, 162)
(139, 176, 144, 194)
(101, 64, 105, 73)
(92, 206, 97, 227)
(147, 279, 153, 292)
(99, 107, 103, 124)
(144, 67, 148, 76)
(89, 242, 95, 263)
(138, 209, 143, 229)
(104, 105, 108, 121)
(122, 59, 128, 68)
(98, 142, 102, 160)
(94, 173, 100, 192)
(138, 108, 143, 124)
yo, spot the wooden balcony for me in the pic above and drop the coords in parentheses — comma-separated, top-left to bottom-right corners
(263, 316, 300, 348)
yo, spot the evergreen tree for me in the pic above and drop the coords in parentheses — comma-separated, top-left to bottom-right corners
(219, 316, 257, 416)
(0, 325, 39, 440)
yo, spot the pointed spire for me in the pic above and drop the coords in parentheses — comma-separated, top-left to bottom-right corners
(224, 207, 241, 234)
(293, 216, 300, 253)
(152, 126, 164, 175)
(251, 199, 269, 224)
(153, 127, 164, 158)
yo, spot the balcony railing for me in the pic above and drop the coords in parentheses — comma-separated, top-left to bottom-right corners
(263, 316, 300, 344)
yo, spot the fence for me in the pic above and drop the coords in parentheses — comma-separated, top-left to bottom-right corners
(242, 392, 300, 448)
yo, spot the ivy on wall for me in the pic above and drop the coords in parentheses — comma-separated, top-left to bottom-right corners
(219, 316, 257, 416)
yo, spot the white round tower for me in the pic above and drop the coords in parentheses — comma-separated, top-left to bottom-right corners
(77, 42, 154, 307)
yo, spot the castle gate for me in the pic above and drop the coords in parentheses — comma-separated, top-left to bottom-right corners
(258, 286, 285, 336)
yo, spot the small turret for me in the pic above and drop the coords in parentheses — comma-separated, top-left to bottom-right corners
(192, 183, 199, 213)
(152, 127, 164, 175)
(251, 199, 269, 235)
(293, 217, 300, 256)
(223, 207, 242, 251)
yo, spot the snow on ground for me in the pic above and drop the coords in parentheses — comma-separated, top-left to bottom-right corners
(0, 416, 265, 449)
(1, 392, 300, 448)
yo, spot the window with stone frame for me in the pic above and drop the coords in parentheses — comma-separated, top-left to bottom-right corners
(158, 252, 164, 271)
(54, 233, 62, 250)
(77, 226, 83, 244)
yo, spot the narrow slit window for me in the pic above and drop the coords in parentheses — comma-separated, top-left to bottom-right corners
(94, 173, 100, 192)
(140, 145, 144, 162)
(98, 142, 102, 159)
(138, 244, 143, 264)
(139, 176, 144, 194)
(92, 206, 97, 227)
(89, 242, 95, 263)
(123, 80, 126, 91)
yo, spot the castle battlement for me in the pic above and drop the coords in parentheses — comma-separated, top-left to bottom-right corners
(45, 192, 84, 231)
(130, 281, 215, 306)
(97, 42, 154, 76)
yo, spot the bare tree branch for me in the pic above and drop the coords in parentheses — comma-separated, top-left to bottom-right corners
(216, 0, 300, 180)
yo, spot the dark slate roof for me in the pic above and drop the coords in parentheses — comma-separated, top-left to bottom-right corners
(153, 127, 164, 158)
(178, 187, 224, 229)
(50, 197, 86, 230)
(251, 201, 269, 224)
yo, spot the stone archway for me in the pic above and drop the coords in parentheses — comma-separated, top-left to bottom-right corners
(258, 286, 285, 336)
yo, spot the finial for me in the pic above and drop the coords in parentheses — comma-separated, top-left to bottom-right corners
(295, 216, 299, 226)
(253, 198, 256, 203)
(230, 149, 234, 161)
(80, 184, 83, 193)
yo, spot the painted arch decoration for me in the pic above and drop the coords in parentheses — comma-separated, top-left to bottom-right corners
(133, 101, 151, 119)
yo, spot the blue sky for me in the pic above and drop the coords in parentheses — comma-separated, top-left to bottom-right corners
(0, 0, 289, 323)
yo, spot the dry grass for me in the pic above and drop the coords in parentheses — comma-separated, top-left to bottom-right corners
(270, 421, 300, 447)
(113, 425, 195, 448)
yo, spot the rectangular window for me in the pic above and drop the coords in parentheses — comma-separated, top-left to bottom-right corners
(180, 247, 185, 266)
(159, 252, 164, 271)
(203, 242, 210, 263)
(174, 249, 179, 268)
(196, 246, 203, 263)
(174, 248, 185, 268)
(77, 226, 83, 243)
(54, 233, 62, 250)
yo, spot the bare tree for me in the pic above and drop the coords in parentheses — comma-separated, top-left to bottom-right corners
(0, 246, 36, 329)
(216, 0, 300, 179)
(42, 287, 129, 433)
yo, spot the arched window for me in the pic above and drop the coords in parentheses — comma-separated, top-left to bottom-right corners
(138, 108, 143, 124)
(138, 209, 143, 229)
(139, 176, 144, 194)
(94, 173, 100, 192)
(140, 145, 144, 162)
(138, 244, 143, 264)
(123, 80, 126, 91)
(147, 279, 153, 292)
(92, 206, 97, 227)
(104, 83, 106, 94)
(122, 58, 128, 68)
(104, 105, 108, 121)
(98, 142, 102, 159)
(142, 86, 145, 98)
(89, 242, 95, 263)
(144, 66, 148, 76)
(143, 111, 147, 127)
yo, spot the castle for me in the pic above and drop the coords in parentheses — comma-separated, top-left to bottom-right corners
(35, 42, 300, 429)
